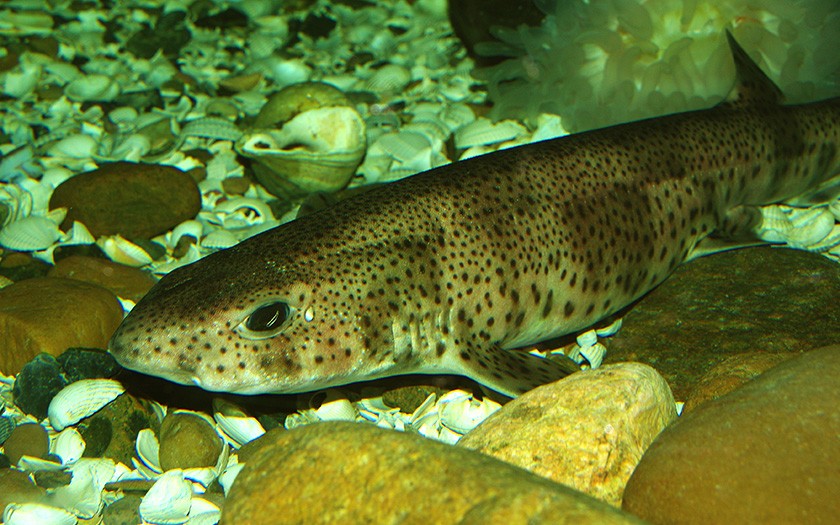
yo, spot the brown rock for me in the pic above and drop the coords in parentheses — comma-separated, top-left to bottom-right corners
(223, 422, 647, 525)
(622, 345, 840, 524)
(49, 161, 201, 239)
(49, 255, 156, 302)
(158, 412, 223, 470)
(682, 352, 792, 413)
(4, 423, 49, 465)
(459, 363, 676, 506)
(78, 392, 160, 466)
(0, 277, 123, 375)
(604, 248, 840, 400)
(0, 468, 46, 509)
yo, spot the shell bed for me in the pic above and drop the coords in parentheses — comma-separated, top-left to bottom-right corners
(1, 0, 840, 524)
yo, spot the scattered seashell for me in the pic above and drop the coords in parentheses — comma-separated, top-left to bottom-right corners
(135, 427, 163, 475)
(51, 458, 116, 519)
(236, 82, 367, 198)
(3, 503, 76, 525)
(366, 64, 412, 93)
(0, 415, 13, 443)
(438, 389, 501, 435)
(139, 470, 192, 525)
(97, 235, 154, 267)
(16, 455, 64, 471)
(46, 134, 99, 159)
(187, 497, 222, 525)
(180, 116, 244, 142)
(454, 118, 527, 149)
(579, 342, 607, 369)
(217, 462, 245, 496)
(576, 329, 598, 349)
(48, 378, 125, 432)
(237, 105, 367, 198)
(108, 106, 139, 127)
(52, 427, 86, 466)
(0, 10, 54, 36)
(60, 221, 96, 247)
(0, 144, 36, 181)
(65, 74, 120, 102)
(164, 220, 204, 249)
(313, 397, 357, 422)
(212, 398, 265, 447)
(200, 229, 239, 250)
(0, 215, 62, 251)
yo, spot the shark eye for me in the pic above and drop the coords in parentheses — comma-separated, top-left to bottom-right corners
(244, 302, 290, 333)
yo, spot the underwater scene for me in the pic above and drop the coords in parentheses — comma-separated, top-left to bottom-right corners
(0, 0, 839, 523)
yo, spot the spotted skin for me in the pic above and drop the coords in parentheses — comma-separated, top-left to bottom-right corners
(109, 34, 840, 396)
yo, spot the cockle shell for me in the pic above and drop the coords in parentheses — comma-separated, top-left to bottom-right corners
(3, 503, 76, 525)
(48, 379, 125, 432)
(0, 215, 62, 251)
(52, 427, 86, 465)
(366, 63, 412, 93)
(454, 118, 527, 149)
(65, 74, 120, 102)
(236, 82, 367, 199)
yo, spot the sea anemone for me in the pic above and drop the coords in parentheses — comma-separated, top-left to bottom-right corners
(475, 0, 840, 132)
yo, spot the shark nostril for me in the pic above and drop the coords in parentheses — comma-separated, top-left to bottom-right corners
(245, 302, 290, 332)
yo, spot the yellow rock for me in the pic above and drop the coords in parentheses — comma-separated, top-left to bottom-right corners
(0, 277, 123, 375)
(48, 255, 156, 302)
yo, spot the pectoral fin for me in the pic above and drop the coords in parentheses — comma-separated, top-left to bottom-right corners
(443, 343, 579, 397)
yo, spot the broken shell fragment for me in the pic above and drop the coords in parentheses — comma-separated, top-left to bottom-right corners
(64, 74, 120, 102)
(48, 378, 125, 432)
(237, 107, 366, 198)
(3, 503, 77, 525)
(236, 82, 366, 199)
(139, 469, 193, 525)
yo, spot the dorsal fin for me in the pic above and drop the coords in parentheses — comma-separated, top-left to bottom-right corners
(720, 30, 784, 108)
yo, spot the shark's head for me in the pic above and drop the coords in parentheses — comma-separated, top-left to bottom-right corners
(108, 211, 423, 395)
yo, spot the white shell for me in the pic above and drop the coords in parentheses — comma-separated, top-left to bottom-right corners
(65, 74, 120, 102)
(438, 390, 501, 435)
(187, 497, 221, 525)
(579, 342, 607, 369)
(236, 105, 366, 196)
(3, 503, 77, 525)
(48, 379, 125, 432)
(46, 134, 99, 159)
(50, 458, 116, 519)
(135, 427, 163, 475)
(97, 235, 154, 267)
(454, 118, 526, 149)
(165, 220, 204, 249)
(60, 221, 96, 247)
(314, 397, 357, 422)
(139, 470, 192, 525)
(52, 427, 86, 465)
(0, 215, 62, 251)
(200, 229, 239, 250)
(366, 64, 411, 93)
(217, 462, 245, 496)
(108, 106, 139, 126)
(212, 398, 265, 447)
(575, 329, 598, 348)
